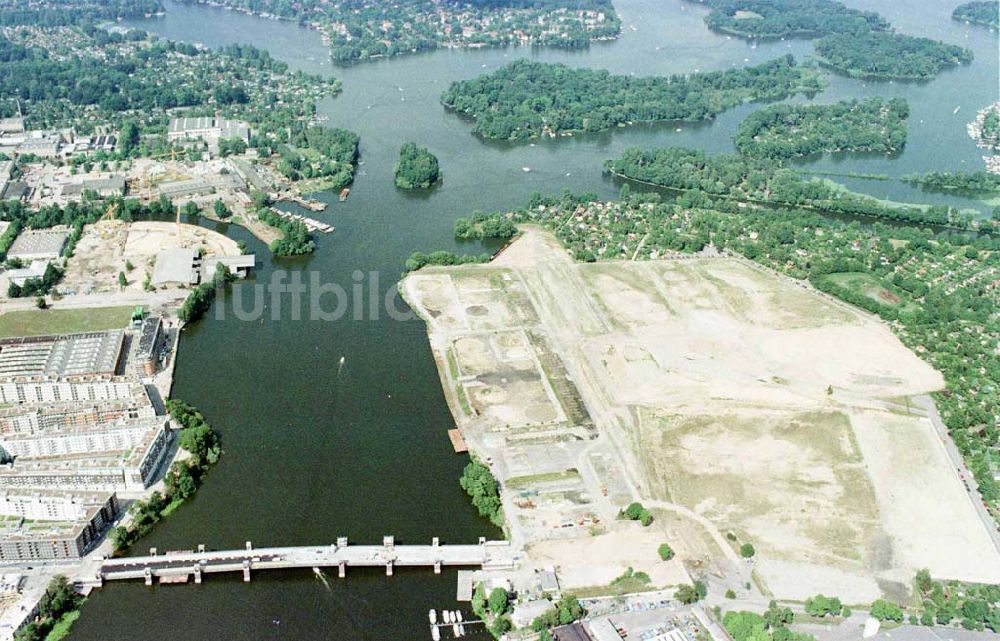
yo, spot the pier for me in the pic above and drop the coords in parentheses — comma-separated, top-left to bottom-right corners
(268, 207, 334, 233)
(97, 537, 515, 585)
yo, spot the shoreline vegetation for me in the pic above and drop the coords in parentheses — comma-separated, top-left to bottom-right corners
(684, 0, 973, 80)
(109, 399, 222, 553)
(175, 0, 622, 63)
(459, 459, 505, 530)
(604, 147, 993, 230)
(441, 56, 822, 141)
(13, 577, 83, 641)
(902, 171, 1000, 195)
(952, 1, 1000, 29)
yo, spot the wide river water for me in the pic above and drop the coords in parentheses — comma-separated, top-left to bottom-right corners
(67, 1, 998, 639)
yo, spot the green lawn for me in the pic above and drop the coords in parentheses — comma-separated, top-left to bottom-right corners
(45, 608, 82, 641)
(0, 306, 134, 338)
(823, 272, 919, 313)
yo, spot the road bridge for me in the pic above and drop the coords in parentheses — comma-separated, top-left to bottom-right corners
(98, 537, 516, 585)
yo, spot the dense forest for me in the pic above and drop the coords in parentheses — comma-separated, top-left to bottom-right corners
(814, 31, 973, 80)
(953, 1, 999, 28)
(605, 147, 979, 228)
(686, 0, 971, 81)
(692, 0, 888, 39)
(903, 171, 1000, 194)
(272, 126, 359, 188)
(441, 56, 822, 140)
(734, 98, 909, 159)
(0, 0, 161, 26)
(394, 142, 441, 189)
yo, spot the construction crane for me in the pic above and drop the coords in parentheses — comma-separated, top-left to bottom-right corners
(101, 201, 118, 222)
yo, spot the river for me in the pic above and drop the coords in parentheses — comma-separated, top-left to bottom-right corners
(67, 1, 997, 640)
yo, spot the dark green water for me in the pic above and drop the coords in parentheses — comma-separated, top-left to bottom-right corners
(68, 1, 998, 639)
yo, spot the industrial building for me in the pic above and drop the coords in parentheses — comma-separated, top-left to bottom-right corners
(4, 261, 48, 288)
(0, 161, 12, 200)
(0, 492, 119, 562)
(5, 229, 68, 262)
(202, 255, 255, 280)
(156, 178, 215, 200)
(151, 248, 200, 287)
(167, 117, 250, 144)
(0, 331, 125, 378)
(60, 175, 126, 198)
(132, 316, 163, 377)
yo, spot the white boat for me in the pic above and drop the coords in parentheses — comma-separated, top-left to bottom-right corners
(429, 609, 437, 624)
(459, 624, 466, 637)
(444, 611, 452, 624)
(522, 167, 531, 172)
(456, 612, 463, 622)
(452, 623, 460, 637)
(954, 106, 962, 115)
(432, 625, 441, 641)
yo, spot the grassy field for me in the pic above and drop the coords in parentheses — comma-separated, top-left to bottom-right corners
(0, 306, 134, 338)
(821, 272, 921, 314)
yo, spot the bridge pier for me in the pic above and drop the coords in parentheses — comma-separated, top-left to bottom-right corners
(338, 561, 346, 578)
(198, 544, 205, 553)
(385, 560, 393, 577)
(434, 561, 441, 575)
(144, 568, 152, 586)
(243, 560, 251, 582)
(383, 535, 394, 551)
(194, 565, 202, 584)
(336, 536, 347, 549)
(245, 541, 253, 551)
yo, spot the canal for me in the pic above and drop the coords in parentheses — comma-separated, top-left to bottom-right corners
(67, 1, 997, 639)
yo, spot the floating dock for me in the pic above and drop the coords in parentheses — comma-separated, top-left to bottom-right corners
(269, 207, 334, 233)
(448, 429, 468, 453)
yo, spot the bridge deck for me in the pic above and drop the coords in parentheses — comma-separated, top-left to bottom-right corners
(101, 540, 515, 581)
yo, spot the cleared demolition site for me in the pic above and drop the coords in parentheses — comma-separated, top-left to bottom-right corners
(402, 228, 1000, 603)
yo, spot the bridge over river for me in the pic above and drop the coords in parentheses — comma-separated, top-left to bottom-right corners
(98, 537, 517, 585)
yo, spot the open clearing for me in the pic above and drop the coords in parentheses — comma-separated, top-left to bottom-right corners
(62, 220, 240, 296)
(0, 306, 133, 338)
(402, 228, 1000, 601)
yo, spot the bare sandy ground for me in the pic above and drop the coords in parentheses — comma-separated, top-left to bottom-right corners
(528, 525, 692, 590)
(404, 228, 999, 601)
(124, 221, 240, 258)
(62, 221, 239, 295)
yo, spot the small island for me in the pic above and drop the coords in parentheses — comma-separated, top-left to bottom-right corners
(695, 0, 889, 39)
(814, 31, 973, 80)
(394, 142, 442, 189)
(953, 1, 999, 28)
(734, 97, 909, 159)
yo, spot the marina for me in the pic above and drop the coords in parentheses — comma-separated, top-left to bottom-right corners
(268, 207, 334, 233)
